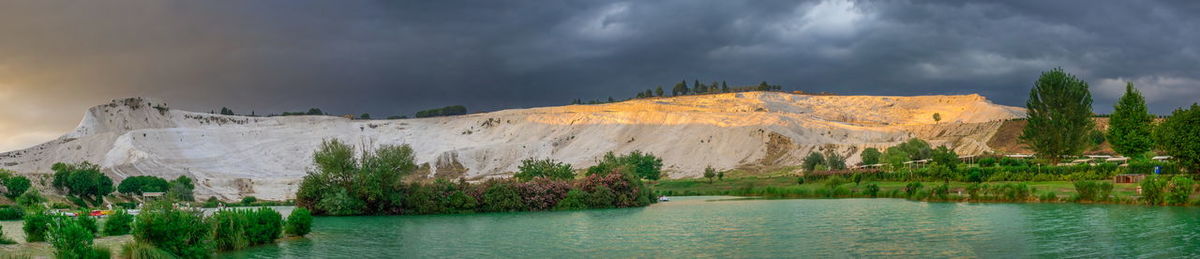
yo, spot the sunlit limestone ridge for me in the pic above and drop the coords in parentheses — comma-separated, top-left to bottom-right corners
(0, 92, 1024, 200)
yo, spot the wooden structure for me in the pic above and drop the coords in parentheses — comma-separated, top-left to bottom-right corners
(1114, 174, 1145, 184)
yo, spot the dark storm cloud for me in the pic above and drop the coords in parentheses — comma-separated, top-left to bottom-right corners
(2, 0, 1199, 151)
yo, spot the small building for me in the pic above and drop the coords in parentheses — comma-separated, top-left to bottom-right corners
(1114, 174, 1144, 184)
(1152, 156, 1172, 161)
(1005, 154, 1034, 159)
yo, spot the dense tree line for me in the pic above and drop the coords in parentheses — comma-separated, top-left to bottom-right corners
(117, 176, 170, 195)
(26, 201, 313, 257)
(659, 80, 781, 98)
(277, 108, 327, 116)
(802, 151, 847, 171)
(1014, 68, 1198, 173)
(118, 202, 312, 258)
(414, 105, 468, 118)
(51, 162, 113, 202)
(296, 139, 658, 216)
(574, 80, 786, 105)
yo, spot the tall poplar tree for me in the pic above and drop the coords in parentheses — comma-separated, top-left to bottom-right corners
(1021, 68, 1095, 165)
(1107, 82, 1154, 159)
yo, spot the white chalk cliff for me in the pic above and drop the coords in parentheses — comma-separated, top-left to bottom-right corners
(0, 92, 1024, 200)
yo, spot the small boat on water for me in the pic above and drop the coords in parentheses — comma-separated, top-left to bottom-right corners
(658, 196, 670, 202)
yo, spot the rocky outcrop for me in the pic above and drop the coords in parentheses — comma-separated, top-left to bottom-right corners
(0, 92, 1024, 200)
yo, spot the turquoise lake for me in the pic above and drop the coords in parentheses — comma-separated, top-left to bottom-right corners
(220, 197, 1200, 258)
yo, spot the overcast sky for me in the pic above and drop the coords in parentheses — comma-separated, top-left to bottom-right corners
(2, 0, 1199, 152)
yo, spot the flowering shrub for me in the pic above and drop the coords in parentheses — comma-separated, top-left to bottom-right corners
(517, 178, 572, 211)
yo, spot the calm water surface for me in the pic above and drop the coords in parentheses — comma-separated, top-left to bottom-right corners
(220, 197, 1200, 258)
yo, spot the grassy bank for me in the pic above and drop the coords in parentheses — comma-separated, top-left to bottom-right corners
(653, 175, 1197, 205)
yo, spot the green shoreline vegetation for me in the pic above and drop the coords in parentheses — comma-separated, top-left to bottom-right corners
(296, 140, 660, 216)
(655, 172, 1197, 206)
(2, 162, 312, 258)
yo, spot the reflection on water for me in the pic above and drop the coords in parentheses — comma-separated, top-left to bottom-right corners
(219, 197, 1200, 258)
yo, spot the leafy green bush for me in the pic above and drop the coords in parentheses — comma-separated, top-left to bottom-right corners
(514, 158, 575, 181)
(860, 148, 882, 165)
(966, 183, 983, 200)
(16, 189, 47, 209)
(202, 197, 222, 208)
(555, 189, 590, 210)
(904, 182, 923, 197)
(316, 188, 365, 216)
(167, 176, 196, 202)
(931, 146, 959, 171)
(297, 139, 415, 215)
(23, 211, 53, 242)
(285, 208, 313, 237)
(586, 151, 664, 180)
(1039, 191, 1058, 202)
(930, 182, 951, 200)
(47, 216, 107, 259)
(997, 183, 1032, 201)
(482, 181, 526, 212)
(3, 175, 31, 199)
(132, 204, 213, 258)
(1073, 181, 1113, 202)
(1166, 176, 1194, 206)
(117, 176, 170, 195)
(210, 209, 249, 251)
(241, 196, 258, 205)
(999, 157, 1028, 167)
(77, 212, 99, 235)
(0, 206, 23, 220)
(1140, 175, 1168, 205)
(245, 207, 283, 246)
(802, 152, 825, 171)
(586, 186, 617, 208)
(103, 210, 134, 236)
(863, 183, 880, 197)
(978, 157, 997, 167)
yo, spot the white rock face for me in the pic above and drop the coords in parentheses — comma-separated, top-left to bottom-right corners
(0, 92, 1024, 200)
